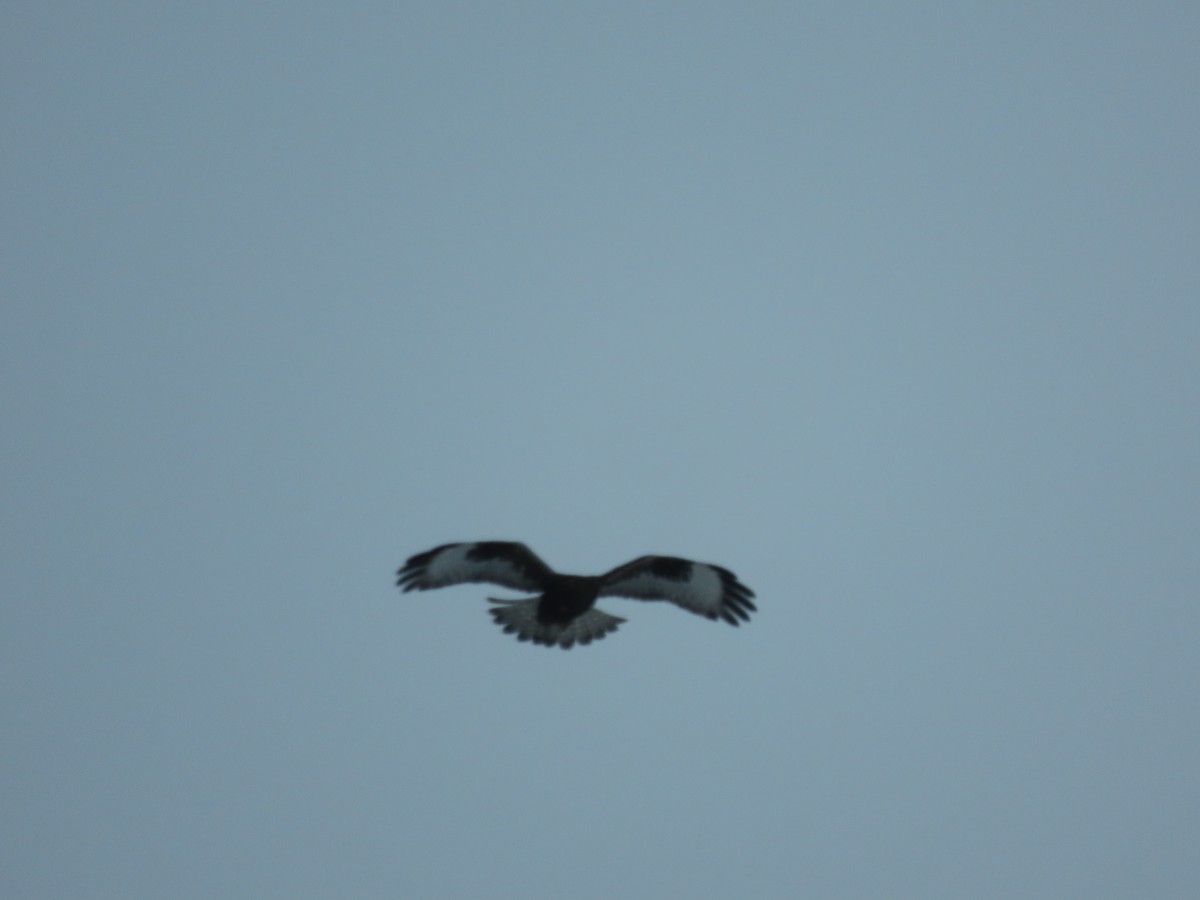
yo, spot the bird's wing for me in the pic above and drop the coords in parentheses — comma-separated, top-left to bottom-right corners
(598, 555, 757, 625)
(397, 541, 554, 593)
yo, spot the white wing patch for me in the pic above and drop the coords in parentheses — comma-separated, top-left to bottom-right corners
(489, 598, 625, 649)
(397, 542, 548, 593)
(601, 564, 723, 615)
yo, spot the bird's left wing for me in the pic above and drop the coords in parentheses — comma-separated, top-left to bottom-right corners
(397, 541, 553, 593)
(598, 555, 757, 625)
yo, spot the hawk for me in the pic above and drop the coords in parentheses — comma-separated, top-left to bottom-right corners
(397, 541, 756, 649)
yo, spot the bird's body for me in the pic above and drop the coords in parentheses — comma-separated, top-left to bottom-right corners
(397, 541, 756, 649)
(530, 573, 604, 626)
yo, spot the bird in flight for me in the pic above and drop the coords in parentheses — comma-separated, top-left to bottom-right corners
(397, 541, 756, 649)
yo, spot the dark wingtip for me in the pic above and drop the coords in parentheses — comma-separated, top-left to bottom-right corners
(396, 563, 424, 591)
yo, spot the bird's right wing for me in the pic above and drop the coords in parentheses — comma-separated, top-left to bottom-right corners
(598, 555, 756, 625)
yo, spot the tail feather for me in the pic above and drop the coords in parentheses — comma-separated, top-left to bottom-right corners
(488, 598, 625, 650)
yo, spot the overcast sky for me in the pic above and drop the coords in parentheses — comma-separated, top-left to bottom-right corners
(4, 3, 1198, 898)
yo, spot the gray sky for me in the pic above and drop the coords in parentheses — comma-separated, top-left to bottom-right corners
(4, 3, 1198, 898)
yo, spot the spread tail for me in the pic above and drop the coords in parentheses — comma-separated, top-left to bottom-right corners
(488, 598, 625, 649)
